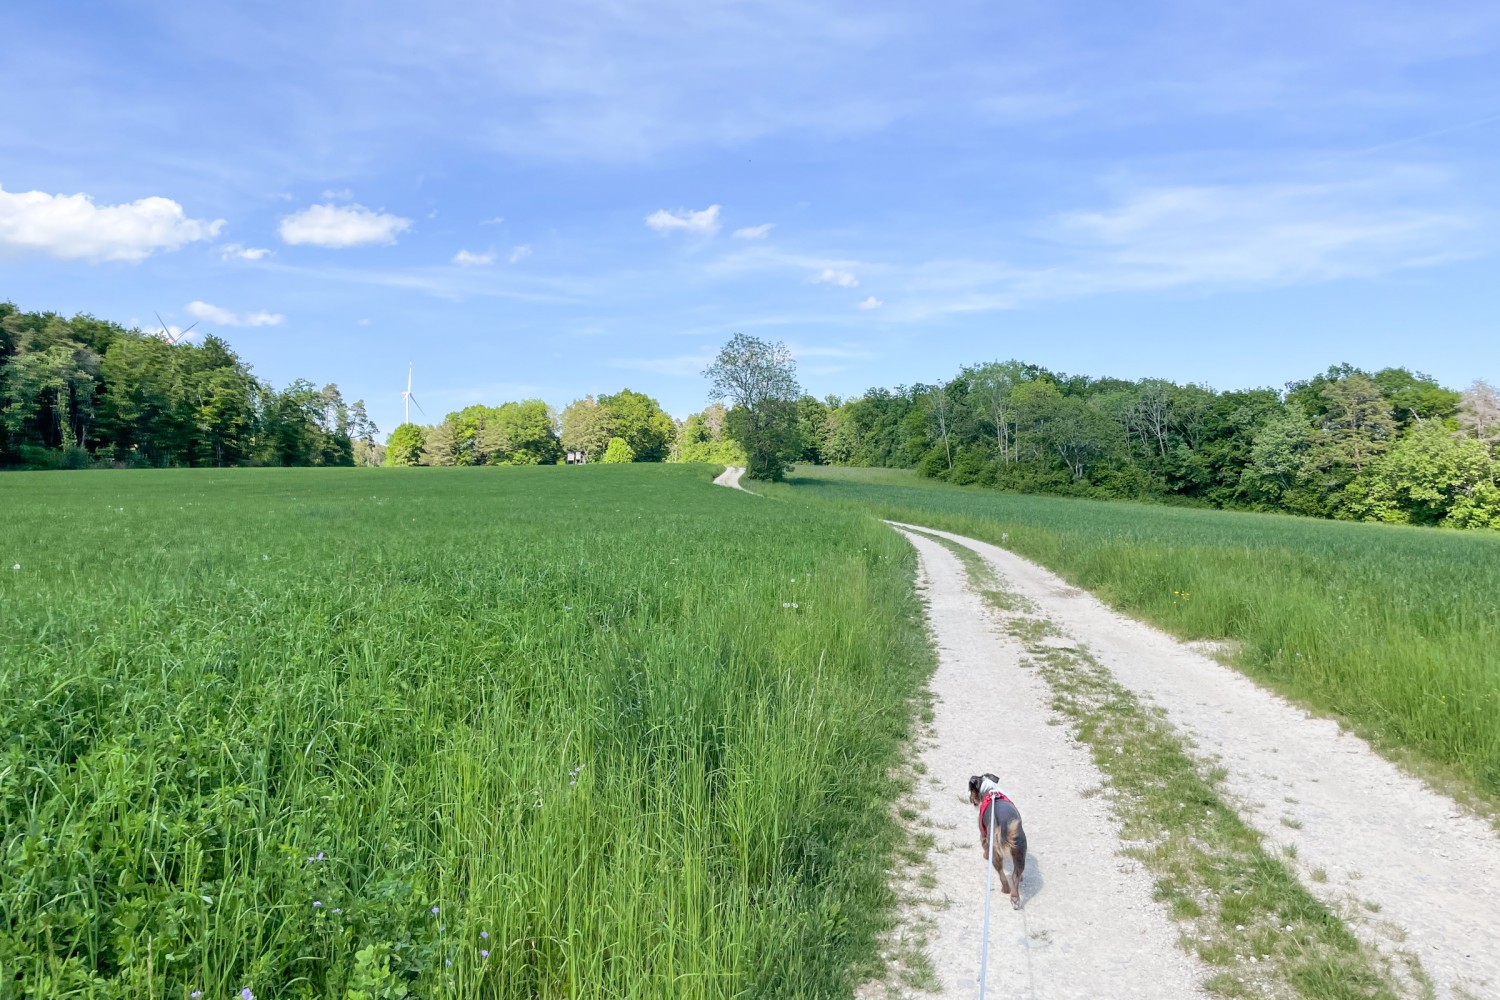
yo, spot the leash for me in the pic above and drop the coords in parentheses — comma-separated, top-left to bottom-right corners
(978, 801, 997, 1000)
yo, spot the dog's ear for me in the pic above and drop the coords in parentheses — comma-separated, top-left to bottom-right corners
(967, 775, 982, 801)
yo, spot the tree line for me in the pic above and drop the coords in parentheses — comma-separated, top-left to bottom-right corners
(782, 361, 1500, 529)
(379, 390, 745, 468)
(1, 302, 370, 469)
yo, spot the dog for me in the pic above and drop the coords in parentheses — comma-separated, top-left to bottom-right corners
(969, 773, 1027, 909)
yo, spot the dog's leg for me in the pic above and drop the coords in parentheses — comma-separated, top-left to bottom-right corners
(1009, 823, 1026, 910)
(993, 845, 1012, 896)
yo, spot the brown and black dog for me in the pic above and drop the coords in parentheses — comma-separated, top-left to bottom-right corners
(968, 773, 1027, 909)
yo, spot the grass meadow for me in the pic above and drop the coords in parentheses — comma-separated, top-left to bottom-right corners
(0, 465, 931, 1000)
(771, 466, 1500, 807)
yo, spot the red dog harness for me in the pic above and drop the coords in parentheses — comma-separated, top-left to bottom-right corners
(977, 790, 1011, 834)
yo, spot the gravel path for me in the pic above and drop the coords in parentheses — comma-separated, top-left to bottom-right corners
(890, 527, 1210, 1000)
(712, 466, 746, 489)
(894, 522, 1500, 1000)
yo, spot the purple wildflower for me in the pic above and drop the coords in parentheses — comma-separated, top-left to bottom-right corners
(241, 990, 255, 1000)
(191, 993, 203, 999)
(481, 949, 490, 959)
(313, 900, 323, 908)
(480, 930, 489, 940)
(431, 905, 440, 915)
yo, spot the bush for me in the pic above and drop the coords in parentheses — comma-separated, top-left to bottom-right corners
(601, 437, 635, 463)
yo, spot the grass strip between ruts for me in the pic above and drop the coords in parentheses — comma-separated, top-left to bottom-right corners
(911, 529, 1422, 1000)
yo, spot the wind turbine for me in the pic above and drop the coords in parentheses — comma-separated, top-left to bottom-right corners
(401, 362, 425, 424)
(153, 311, 198, 345)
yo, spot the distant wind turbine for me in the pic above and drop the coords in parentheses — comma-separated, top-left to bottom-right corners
(153, 311, 198, 345)
(402, 362, 425, 424)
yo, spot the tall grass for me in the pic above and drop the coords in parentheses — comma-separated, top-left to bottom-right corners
(771, 466, 1500, 805)
(0, 465, 931, 999)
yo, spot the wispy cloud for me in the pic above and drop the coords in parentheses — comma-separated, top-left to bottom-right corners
(811, 267, 859, 288)
(733, 223, 775, 240)
(219, 242, 273, 261)
(858, 295, 883, 309)
(322, 188, 355, 201)
(185, 300, 285, 327)
(0, 183, 222, 262)
(453, 249, 494, 266)
(279, 203, 412, 247)
(892, 171, 1480, 318)
(646, 204, 721, 236)
(509, 244, 533, 263)
(608, 350, 716, 377)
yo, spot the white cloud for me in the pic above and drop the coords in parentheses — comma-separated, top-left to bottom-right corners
(645, 204, 721, 236)
(858, 295, 883, 309)
(185, 301, 285, 327)
(733, 223, 775, 240)
(219, 242, 272, 261)
(322, 188, 355, 201)
(508, 244, 533, 263)
(279, 203, 411, 247)
(453, 249, 495, 266)
(0, 183, 223, 263)
(481, 216, 506, 225)
(812, 267, 859, 288)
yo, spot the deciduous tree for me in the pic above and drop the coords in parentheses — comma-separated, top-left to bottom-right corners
(704, 333, 803, 481)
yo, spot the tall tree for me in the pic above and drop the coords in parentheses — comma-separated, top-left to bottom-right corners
(348, 400, 380, 466)
(1317, 374, 1397, 475)
(597, 389, 674, 462)
(704, 333, 803, 481)
(1459, 380, 1500, 446)
(560, 395, 615, 461)
(423, 420, 461, 466)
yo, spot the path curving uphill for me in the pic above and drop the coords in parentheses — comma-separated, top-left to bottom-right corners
(887, 526, 1209, 999)
(712, 465, 747, 490)
(891, 521, 1500, 1000)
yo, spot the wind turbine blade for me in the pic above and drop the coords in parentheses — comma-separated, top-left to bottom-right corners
(409, 395, 425, 416)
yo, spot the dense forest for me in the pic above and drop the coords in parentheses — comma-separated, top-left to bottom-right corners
(782, 361, 1500, 529)
(0, 303, 369, 469)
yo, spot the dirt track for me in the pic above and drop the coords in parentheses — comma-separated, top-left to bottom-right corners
(712, 465, 746, 489)
(888, 527, 1208, 1000)
(890, 521, 1500, 1000)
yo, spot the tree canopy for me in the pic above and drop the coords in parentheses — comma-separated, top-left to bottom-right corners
(704, 333, 802, 481)
(1, 301, 360, 469)
(777, 360, 1499, 529)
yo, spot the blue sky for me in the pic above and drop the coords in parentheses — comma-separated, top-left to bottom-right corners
(3, 1, 1498, 434)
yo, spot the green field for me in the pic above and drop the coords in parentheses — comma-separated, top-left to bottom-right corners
(0, 466, 930, 999)
(771, 466, 1500, 806)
